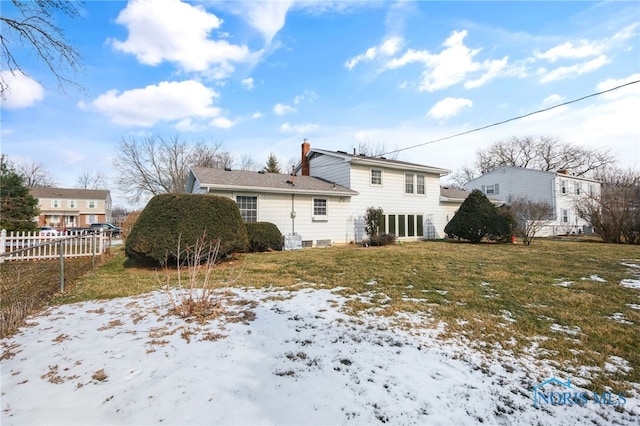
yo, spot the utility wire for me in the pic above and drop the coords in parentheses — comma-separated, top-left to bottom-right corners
(380, 79, 640, 157)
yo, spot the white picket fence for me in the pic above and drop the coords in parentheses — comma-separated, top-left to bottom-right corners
(0, 229, 110, 262)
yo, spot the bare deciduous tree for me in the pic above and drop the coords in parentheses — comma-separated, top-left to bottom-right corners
(575, 167, 640, 244)
(455, 136, 615, 186)
(353, 140, 399, 159)
(507, 196, 554, 245)
(16, 160, 56, 187)
(113, 136, 232, 201)
(76, 170, 107, 189)
(1, 0, 83, 98)
(237, 154, 258, 171)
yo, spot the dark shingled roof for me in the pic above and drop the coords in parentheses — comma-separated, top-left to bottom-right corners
(191, 167, 358, 196)
(29, 187, 111, 199)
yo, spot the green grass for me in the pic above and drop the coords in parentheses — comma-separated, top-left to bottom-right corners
(50, 239, 640, 393)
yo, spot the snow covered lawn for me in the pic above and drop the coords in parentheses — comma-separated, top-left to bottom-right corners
(2, 285, 638, 425)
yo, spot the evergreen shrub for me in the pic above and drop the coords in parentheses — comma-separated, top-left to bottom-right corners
(125, 194, 249, 264)
(245, 222, 283, 252)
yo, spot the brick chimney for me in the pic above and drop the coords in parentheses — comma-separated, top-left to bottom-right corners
(301, 139, 310, 176)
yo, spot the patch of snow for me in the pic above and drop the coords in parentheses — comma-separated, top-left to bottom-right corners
(620, 261, 640, 269)
(609, 312, 633, 324)
(621, 279, 640, 289)
(550, 324, 581, 336)
(626, 304, 640, 310)
(435, 290, 448, 295)
(1, 287, 638, 425)
(554, 280, 573, 287)
(500, 310, 517, 323)
(582, 275, 607, 282)
(365, 280, 378, 286)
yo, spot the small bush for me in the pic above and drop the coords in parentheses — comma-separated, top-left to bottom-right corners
(125, 194, 249, 264)
(120, 209, 142, 240)
(367, 233, 397, 246)
(246, 222, 283, 252)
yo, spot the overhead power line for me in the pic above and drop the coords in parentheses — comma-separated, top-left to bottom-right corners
(380, 79, 640, 157)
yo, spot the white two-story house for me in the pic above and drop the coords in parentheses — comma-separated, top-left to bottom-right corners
(186, 140, 454, 246)
(465, 166, 600, 236)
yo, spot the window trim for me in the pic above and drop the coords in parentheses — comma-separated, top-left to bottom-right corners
(370, 169, 383, 186)
(416, 174, 425, 195)
(404, 173, 414, 194)
(236, 195, 258, 223)
(312, 197, 328, 221)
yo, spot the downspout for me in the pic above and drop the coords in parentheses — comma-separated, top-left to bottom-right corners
(291, 193, 296, 234)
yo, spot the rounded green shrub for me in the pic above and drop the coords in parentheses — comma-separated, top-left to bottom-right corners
(245, 222, 283, 252)
(125, 193, 249, 264)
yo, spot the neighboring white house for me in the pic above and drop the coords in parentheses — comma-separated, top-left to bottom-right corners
(186, 141, 461, 246)
(465, 166, 600, 236)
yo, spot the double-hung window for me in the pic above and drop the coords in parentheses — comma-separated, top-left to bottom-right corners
(313, 198, 328, 220)
(416, 175, 425, 195)
(405, 173, 414, 194)
(52, 200, 60, 208)
(370, 169, 382, 186)
(236, 196, 258, 222)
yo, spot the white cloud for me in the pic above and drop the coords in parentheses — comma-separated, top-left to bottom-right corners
(251, 111, 264, 119)
(427, 97, 472, 120)
(534, 40, 604, 62)
(241, 77, 255, 90)
(280, 122, 319, 134)
(111, 0, 259, 77)
(539, 55, 609, 83)
(596, 73, 640, 98)
(211, 116, 236, 129)
(464, 57, 509, 89)
(293, 90, 318, 105)
(345, 36, 404, 69)
(240, 0, 294, 43)
(0, 71, 44, 109)
(543, 94, 564, 105)
(273, 103, 296, 116)
(386, 30, 506, 92)
(86, 80, 221, 126)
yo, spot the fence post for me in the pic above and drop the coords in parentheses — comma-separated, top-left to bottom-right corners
(59, 237, 65, 292)
(0, 229, 6, 263)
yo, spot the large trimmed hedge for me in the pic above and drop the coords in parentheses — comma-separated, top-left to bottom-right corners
(125, 194, 249, 264)
(245, 222, 282, 252)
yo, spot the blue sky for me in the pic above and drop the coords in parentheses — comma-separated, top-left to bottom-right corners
(1, 0, 639, 207)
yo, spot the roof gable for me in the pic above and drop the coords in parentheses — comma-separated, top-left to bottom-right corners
(307, 149, 450, 176)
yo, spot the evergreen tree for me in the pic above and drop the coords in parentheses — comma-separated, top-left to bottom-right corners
(0, 155, 39, 232)
(263, 153, 281, 173)
(444, 189, 510, 243)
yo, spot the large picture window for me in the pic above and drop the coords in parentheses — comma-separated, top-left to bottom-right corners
(236, 196, 258, 222)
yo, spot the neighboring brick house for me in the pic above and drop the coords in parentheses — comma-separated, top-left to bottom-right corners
(29, 187, 112, 229)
